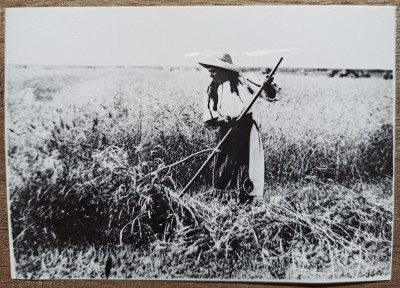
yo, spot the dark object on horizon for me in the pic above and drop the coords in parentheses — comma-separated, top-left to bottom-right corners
(105, 255, 112, 279)
(339, 69, 359, 78)
(383, 71, 393, 80)
(328, 69, 340, 77)
(358, 70, 370, 78)
(329, 69, 371, 78)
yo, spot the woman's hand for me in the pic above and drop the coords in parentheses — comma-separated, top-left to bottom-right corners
(263, 76, 277, 99)
(205, 116, 232, 129)
(205, 116, 236, 130)
(263, 76, 274, 86)
(217, 116, 232, 124)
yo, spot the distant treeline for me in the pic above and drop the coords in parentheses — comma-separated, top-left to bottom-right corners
(242, 67, 393, 79)
(11, 64, 394, 79)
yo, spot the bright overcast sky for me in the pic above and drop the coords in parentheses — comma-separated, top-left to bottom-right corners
(5, 6, 395, 69)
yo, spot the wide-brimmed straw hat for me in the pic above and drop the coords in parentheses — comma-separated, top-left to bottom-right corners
(198, 53, 241, 73)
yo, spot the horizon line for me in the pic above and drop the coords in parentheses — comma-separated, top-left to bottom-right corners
(6, 64, 394, 72)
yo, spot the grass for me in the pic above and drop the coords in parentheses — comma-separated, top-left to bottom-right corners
(6, 65, 393, 280)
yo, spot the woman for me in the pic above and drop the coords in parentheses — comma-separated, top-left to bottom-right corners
(198, 53, 276, 204)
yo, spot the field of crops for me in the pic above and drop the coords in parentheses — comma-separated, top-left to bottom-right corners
(6, 65, 393, 281)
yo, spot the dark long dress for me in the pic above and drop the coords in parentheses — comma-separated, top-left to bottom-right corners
(213, 113, 256, 203)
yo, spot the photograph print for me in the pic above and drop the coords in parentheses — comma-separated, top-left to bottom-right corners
(5, 6, 395, 282)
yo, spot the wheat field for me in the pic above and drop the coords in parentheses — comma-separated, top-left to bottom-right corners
(5, 65, 393, 281)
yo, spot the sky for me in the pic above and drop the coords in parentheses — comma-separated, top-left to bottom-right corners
(5, 6, 396, 69)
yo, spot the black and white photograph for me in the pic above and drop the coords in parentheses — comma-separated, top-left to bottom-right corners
(5, 6, 395, 282)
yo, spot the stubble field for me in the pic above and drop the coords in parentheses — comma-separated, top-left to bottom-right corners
(6, 65, 394, 281)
